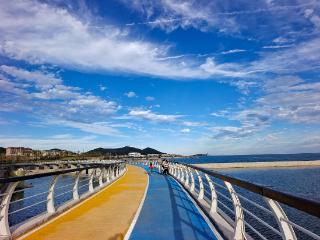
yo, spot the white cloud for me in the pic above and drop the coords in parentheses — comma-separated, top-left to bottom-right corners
(256, 76, 320, 123)
(250, 38, 320, 74)
(0, 77, 28, 96)
(262, 44, 294, 49)
(145, 96, 155, 101)
(0, 65, 119, 122)
(0, 65, 62, 89)
(200, 57, 247, 77)
(100, 85, 107, 91)
(51, 120, 123, 137)
(181, 128, 190, 133)
(50, 134, 73, 139)
(211, 110, 229, 117)
(0, 0, 245, 80)
(272, 37, 290, 44)
(125, 91, 137, 98)
(182, 121, 207, 127)
(304, 8, 320, 29)
(221, 49, 246, 54)
(128, 109, 181, 122)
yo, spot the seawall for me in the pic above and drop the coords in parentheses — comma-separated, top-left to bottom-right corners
(192, 160, 320, 169)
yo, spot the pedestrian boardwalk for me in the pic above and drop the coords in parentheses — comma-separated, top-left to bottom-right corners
(19, 165, 148, 240)
(128, 165, 222, 240)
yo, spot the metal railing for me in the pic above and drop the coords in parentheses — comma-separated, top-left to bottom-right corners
(0, 161, 126, 239)
(167, 162, 320, 240)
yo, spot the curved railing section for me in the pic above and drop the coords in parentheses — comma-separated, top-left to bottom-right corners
(168, 162, 320, 240)
(0, 161, 126, 239)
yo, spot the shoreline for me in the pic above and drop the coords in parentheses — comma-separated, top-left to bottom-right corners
(192, 160, 320, 169)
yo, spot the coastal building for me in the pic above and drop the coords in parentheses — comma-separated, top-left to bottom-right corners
(147, 154, 160, 157)
(6, 147, 33, 156)
(128, 152, 142, 157)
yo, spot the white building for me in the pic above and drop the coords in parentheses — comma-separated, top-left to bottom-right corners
(128, 152, 142, 157)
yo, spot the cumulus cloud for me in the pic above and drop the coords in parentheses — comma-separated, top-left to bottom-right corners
(125, 91, 137, 98)
(128, 109, 181, 122)
(0, 65, 119, 124)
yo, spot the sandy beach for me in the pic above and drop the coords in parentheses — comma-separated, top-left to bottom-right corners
(192, 160, 320, 169)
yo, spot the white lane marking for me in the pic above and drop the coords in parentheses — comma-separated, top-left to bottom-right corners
(17, 168, 128, 240)
(123, 165, 150, 240)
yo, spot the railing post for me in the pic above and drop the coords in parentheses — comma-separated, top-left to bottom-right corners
(264, 197, 297, 240)
(107, 167, 111, 182)
(99, 168, 103, 187)
(189, 167, 195, 192)
(73, 171, 81, 200)
(0, 182, 19, 238)
(89, 170, 94, 193)
(180, 166, 185, 183)
(184, 167, 189, 187)
(195, 170, 204, 200)
(116, 166, 119, 178)
(176, 166, 180, 179)
(172, 165, 176, 176)
(225, 181, 245, 240)
(47, 175, 59, 213)
(205, 174, 217, 213)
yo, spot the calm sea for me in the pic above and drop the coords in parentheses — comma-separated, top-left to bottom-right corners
(175, 152, 320, 164)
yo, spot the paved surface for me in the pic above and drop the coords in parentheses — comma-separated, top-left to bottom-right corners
(19, 165, 148, 240)
(129, 165, 220, 240)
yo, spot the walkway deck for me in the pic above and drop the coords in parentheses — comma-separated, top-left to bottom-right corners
(128, 165, 222, 240)
(19, 165, 148, 240)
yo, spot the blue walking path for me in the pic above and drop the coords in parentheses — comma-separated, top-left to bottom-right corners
(129, 165, 221, 240)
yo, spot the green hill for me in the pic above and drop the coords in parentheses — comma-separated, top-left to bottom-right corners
(85, 146, 163, 156)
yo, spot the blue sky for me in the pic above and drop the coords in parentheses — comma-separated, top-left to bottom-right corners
(0, 0, 320, 154)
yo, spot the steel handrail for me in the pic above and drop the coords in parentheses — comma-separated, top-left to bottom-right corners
(177, 162, 320, 218)
(0, 162, 123, 184)
(0, 162, 126, 239)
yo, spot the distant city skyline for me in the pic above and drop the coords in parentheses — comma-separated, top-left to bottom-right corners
(0, 0, 320, 155)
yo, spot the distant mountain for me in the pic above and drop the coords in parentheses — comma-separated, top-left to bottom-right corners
(0, 147, 6, 155)
(141, 147, 163, 155)
(85, 146, 164, 156)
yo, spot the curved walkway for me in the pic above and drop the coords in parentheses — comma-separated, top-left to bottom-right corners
(19, 165, 148, 240)
(128, 165, 222, 240)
